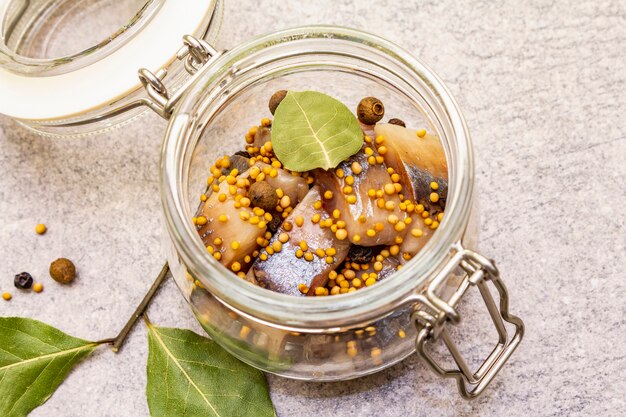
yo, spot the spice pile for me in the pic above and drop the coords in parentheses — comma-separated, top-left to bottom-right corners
(2, 223, 77, 301)
(193, 91, 447, 296)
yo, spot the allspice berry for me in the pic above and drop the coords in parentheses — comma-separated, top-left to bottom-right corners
(49, 258, 76, 284)
(269, 90, 288, 115)
(248, 181, 278, 212)
(357, 97, 385, 125)
(388, 118, 406, 127)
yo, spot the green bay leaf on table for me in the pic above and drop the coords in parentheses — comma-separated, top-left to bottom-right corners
(0, 317, 99, 417)
(272, 90, 363, 171)
(145, 320, 275, 417)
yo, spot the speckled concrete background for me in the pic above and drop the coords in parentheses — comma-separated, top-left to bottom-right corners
(1, 1, 625, 416)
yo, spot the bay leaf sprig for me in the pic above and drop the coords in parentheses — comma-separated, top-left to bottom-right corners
(0, 317, 112, 417)
(272, 91, 363, 171)
(145, 316, 276, 417)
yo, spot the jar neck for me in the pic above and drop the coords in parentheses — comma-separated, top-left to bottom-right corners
(161, 26, 475, 330)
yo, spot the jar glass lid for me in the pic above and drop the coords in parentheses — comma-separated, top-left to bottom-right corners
(0, 0, 222, 132)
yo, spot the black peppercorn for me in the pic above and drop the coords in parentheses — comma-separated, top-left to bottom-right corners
(357, 97, 385, 125)
(269, 90, 288, 115)
(14, 272, 33, 289)
(348, 246, 375, 264)
(388, 118, 406, 127)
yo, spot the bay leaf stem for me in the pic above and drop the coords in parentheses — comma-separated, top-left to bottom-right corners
(111, 263, 170, 353)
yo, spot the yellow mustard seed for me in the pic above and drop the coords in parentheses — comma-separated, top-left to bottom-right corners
(244, 255, 251, 263)
(394, 222, 406, 232)
(411, 228, 424, 238)
(315, 248, 326, 258)
(385, 201, 396, 211)
(389, 245, 400, 256)
(231, 262, 241, 272)
(351, 162, 363, 174)
(352, 278, 362, 288)
(353, 234, 361, 243)
(261, 118, 272, 127)
(336, 229, 348, 240)
(343, 185, 353, 194)
(367, 156, 376, 165)
(299, 241, 309, 251)
(387, 214, 399, 225)
(430, 221, 439, 229)
(279, 195, 291, 208)
(374, 261, 383, 272)
(2, 292, 11, 301)
(384, 183, 395, 195)
(266, 246, 274, 255)
(260, 253, 268, 261)
(298, 284, 308, 294)
(416, 129, 427, 138)
(430, 192, 440, 203)
(365, 277, 376, 287)
(312, 213, 321, 224)
(295, 215, 304, 227)
(214, 237, 223, 246)
(323, 190, 333, 200)
(424, 218, 433, 226)
(331, 286, 341, 295)
(304, 252, 314, 262)
(218, 214, 228, 222)
(366, 229, 376, 237)
(347, 195, 357, 204)
(438, 212, 444, 222)
(278, 233, 289, 243)
(367, 189, 376, 198)
(33, 282, 44, 293)
(326, 256, 334, 264)
(200, 194, 208, 202)
(239, 325, 251, 338)
(214, 252, 222, 261)
(295, 249, 304, 258)
(332, 209, 341, 219)
(399, 329, 406, 338)
(358, 215, 367, 223)
(35, 223, 47, 235)
(378, 146, 387, 155)
(376, 198, 385, 209)
(207, 246, 215, 255)
(374, 222, 384, 232)
(430, 181, 439, 190)
(196, 216, 208, 226)
(313, 200, 322, 210)
(272, 241, 283, 252)
(315, 287, 327, 296)
(231, 241, 240, 250)
(258, 221, 267, 228)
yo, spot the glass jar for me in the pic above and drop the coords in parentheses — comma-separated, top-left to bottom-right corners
(160, 27, 524, 398)
(0, 1, 523, 398)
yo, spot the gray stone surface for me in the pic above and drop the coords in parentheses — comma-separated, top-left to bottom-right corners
(1, 0, 625, 416)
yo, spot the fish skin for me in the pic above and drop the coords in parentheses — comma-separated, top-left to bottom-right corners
(248, 186, 350, 296)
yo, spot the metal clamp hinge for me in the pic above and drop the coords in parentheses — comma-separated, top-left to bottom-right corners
(138, 35, 223, 119)
(413, 247, 524, 399)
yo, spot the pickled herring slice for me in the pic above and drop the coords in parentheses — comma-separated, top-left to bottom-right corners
(374, 123, 448, 208)
(248, 186, 350, 296)
(314, 148, 407, 246)
(197, 179, 266, 270)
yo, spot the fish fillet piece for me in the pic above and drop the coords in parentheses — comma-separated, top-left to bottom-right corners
(197, 178, 266, 270)
(248, 186, 350, 296)
(314, 148, 407, 246)
(374, 123, 448, 208)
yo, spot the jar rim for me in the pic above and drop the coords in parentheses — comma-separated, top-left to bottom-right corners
(161, 25, 475, 330)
